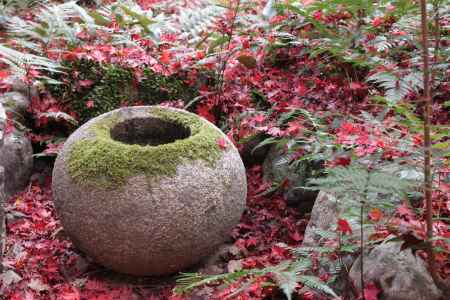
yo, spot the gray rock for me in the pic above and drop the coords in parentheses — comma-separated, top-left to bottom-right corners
(0, 92, 30, 122)
(0, 103, 5, 146)
(3, 76, 38, 99)
(52, 106, 247, 276)
(239, 133, 271, 167)
(0, 166, 5, 272)
(0, 131, 33, 197)
(349, 241, 442, 300)
(301, 191, 362, 297)
(302, 191, 338, 247)
(263, 144, 320, 212)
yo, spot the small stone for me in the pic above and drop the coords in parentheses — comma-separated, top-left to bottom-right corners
(0, 132, 33, 197)
(227, 259, 243, 273)
(302, 191, 338, 246)
(349, 241, 442, 300)
(239, 133, 271, 167)
(3, 76, 39, 99)
(0, 92, 30, 122)
(262, 144, 320, 213)
(0, 166, 5, 272)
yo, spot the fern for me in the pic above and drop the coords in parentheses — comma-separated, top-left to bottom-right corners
(174, 258, 337, 299)
(298, 275, 339, 299)
(0, 44, 63, 82)
(273, 271, 297, 300)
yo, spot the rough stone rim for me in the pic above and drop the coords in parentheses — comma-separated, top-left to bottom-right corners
(67, 106, 228, 188)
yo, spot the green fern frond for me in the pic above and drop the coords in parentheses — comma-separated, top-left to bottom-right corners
(174, 270, 251, 294)
(0, 44, 63, 80)
(297, 275, 338, 299)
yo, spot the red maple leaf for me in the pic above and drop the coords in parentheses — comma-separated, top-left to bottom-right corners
(0, 70, 9, 80)
(364, 282, 381, 300)
(368, 208, 383, 222)
(160, 50, 171, 65)
(86, 100, 95, 109)
(196, 105, 216, 123)
(217, 138, 227, 150)
(78, 79, 94, 88)
(337, 219, 353, 235)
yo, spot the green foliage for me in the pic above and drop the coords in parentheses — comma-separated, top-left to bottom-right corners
(49, 60, 197, 123)
(309, 164, 414, 203)
(138, 69, 195, 105)
(175, 258, 338, 300)
(74, 64, 134, 122)
(0, 44, 63, 83)
(68, 107, 224, 188)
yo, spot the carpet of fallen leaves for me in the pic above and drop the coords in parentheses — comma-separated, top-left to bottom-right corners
(0, 165, 307, 300)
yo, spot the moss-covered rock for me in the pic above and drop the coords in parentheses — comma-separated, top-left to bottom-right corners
(52, 106, 247, 276)
(68, 107, 224, 188)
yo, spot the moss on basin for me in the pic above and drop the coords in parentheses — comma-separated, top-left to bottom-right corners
(67, 107, 225, 188)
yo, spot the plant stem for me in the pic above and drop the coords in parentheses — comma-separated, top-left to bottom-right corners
(419, 0, 435, 279)
(216, 0, 241, 103)
(360, 202, 365, 300)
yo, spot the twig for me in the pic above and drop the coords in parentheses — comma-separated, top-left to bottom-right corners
(215, 0, 241, 105)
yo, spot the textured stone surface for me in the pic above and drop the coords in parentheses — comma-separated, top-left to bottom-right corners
(0, 92, 30, 123)
(263, 144, 320, 212)
(301, 191, 361, 296)
(0, 132, 33, 197)
(349, 242, 442, 300)
(3, 76, 38, 99)
(0, 103, 5, 146)
(52, 106, 247, 276)
(302, 191, 337, 247)
(239, 133, 271, 167)
(0, 166, 5, 272)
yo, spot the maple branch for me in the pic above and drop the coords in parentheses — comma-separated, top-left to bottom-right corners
(216, 0, 241, 103)
(419, 0, 450, 296)
(419, 0, 434, 275)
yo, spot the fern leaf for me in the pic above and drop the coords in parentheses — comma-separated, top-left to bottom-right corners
(297, 275, 338, 299)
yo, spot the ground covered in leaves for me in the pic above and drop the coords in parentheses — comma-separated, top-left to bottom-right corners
(1, 166, 308, 299)
(0, 0, 449, 299)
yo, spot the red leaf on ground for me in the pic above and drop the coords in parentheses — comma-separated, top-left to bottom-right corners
(86, 100, 95, 108)
(78, 79, 94, 88)
(160, 50, 171, 65)
(337, 219, 353, 235)
(364, 282, 381, 300)
(368, 208, 383, 222)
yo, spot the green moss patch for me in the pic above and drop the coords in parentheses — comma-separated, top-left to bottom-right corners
(48, 60, 198, 123)
(68, 108, 225, 188)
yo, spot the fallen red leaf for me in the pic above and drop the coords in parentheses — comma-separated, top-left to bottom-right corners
(337, 219, 353, 235)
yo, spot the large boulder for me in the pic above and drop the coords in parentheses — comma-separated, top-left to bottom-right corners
(52, 106, 247, 276)
(0, 131, 34, 197)
(349, 242, 442, 300)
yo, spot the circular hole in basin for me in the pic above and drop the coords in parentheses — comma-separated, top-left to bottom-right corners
(110, 117, 191, 146)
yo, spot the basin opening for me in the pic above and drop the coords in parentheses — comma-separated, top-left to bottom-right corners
(110, 117, 191, 146)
